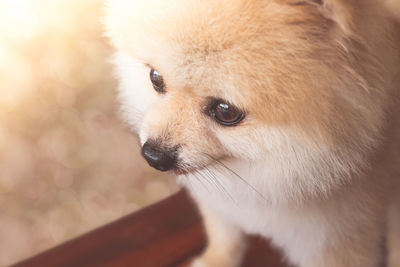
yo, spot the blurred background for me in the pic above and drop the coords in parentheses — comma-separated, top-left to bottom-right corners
(0, 0, 177, 265)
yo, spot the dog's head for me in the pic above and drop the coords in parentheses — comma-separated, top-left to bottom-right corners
(105, 0, 394, 202)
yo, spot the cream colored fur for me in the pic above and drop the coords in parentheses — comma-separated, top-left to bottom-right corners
(105, 0, 400, 266)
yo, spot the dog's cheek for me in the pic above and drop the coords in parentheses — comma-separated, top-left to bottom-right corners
(112, 51, 157, 133)
(211, 125, 275, 160)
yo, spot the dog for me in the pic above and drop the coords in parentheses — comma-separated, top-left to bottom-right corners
(105, 0, 400, 266)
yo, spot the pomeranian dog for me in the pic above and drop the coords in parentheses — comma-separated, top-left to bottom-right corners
(105, 0, 400, 266)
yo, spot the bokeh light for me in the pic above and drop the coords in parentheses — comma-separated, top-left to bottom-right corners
(0, 0, 39, 41)
(0, 0, 177, 265)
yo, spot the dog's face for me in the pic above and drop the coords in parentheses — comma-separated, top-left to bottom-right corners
(106, 0, 390, 202)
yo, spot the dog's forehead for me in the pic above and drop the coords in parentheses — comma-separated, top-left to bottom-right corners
(107, 1, 295, 82)
(105, 0, 306, 57)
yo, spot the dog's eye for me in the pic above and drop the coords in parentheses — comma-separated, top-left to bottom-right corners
(209, 100, 245, 126)
(150, 69, 166, 93)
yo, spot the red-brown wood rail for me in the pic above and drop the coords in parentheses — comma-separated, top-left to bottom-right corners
(13, 190, 287, 267)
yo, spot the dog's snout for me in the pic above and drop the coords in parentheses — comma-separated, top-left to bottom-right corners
(141, 141, 177, 172)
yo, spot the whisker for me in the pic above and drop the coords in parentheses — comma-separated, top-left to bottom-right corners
(203, 166, 235, 203)
(192, 170, 210, 193)
(202, 153, 267, 202)
(194, 169, 213, 191)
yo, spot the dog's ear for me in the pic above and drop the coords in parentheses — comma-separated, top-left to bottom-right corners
(385, 0, 400, 20)
(304, 0, 356, 35)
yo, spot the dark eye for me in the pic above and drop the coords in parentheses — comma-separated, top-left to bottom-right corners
(150, 69, 166, 93)
(209, 100, 245, 126)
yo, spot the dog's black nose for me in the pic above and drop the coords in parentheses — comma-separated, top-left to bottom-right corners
(141, 141, 177, 172)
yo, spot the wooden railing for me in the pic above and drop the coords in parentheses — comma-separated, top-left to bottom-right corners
(13, 190, 287, 267)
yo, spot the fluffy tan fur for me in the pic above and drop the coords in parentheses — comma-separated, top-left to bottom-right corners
(105, 0, 400, 266)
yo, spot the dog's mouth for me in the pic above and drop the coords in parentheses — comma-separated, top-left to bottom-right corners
(170, 162, 200, 176)
(169, 155, 225, 177)
(168, 160, 210, 177)
(171, 168, 189, 176)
